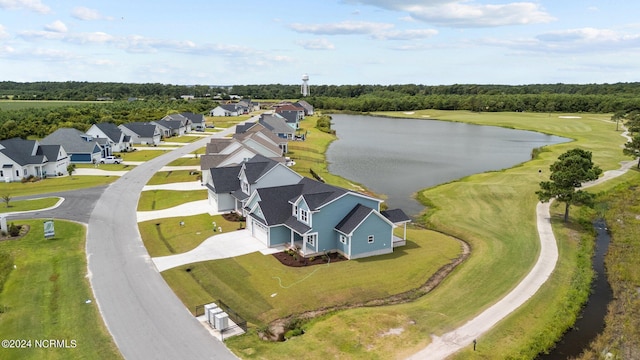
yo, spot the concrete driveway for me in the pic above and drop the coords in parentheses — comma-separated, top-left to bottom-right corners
(152, 230, 283, 272)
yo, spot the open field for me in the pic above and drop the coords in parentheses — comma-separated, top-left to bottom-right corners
(0, 176, 116, 197)
(0, 197, 59, 214)
(137, 189, 207, 211)
(0, 220, 122, 359)
(220, 110, 629, 359)
(0, 100, 108, 111)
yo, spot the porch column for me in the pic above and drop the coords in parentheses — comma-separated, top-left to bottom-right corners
(403, 223, 407, 240)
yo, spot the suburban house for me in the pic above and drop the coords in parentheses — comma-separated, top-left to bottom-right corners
(86, 122, 132, 153)
(180, 112, 206, 131)
(41, 128, 105, 163)
(237, 99, 260, 112)
(274, 103, 305, 129)
(0, 138, 70, 181)
(243, 177, 411, 259)
(152, 118, 186, 137)
(205, 154, 303, 213)
(119, 122, 162, 145)
(295, 100, 314, 116)
(162, 113, 193, 133)
(210, 104, 241, 117)
(235, 122, 289, 154)
(258, 114, 296, 139)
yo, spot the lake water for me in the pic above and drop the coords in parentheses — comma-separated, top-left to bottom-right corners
(325, 114, 569, 215)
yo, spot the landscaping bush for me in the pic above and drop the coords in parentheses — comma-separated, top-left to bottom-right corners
(8, 223, 20, 237)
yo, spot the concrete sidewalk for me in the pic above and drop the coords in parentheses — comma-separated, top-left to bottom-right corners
(136, 199, 213, 222)
(152, 230, 283, 272)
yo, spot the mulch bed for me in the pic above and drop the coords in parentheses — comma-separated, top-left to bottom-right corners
(0, 224, 30, 242)
(272, 251, 347, 267)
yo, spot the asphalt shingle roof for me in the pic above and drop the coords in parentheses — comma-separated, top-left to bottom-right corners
(94, 123, 123, 143)
(41, 128, 101, 154)
(381, 209, 411, 223)
(0, 138, 45, 166)
(209, 165, 241, 193)
(334, 204, 375, 235)
(121, 123, 158, 138)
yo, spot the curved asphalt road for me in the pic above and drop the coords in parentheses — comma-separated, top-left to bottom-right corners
(87, 128, 238, 360)
(8, 186, 107, 223)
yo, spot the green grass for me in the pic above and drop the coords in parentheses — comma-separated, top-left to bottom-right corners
(163, 135, 198, 143)
(146, 170, 201, 185)
(137, 190, 207, 211)
(0, 220, 121, 359)
(0, 176, 117, 197)
(119, 150, 169, 162)
(167, 156, 201, 166)
(0, 197, 59, 213)
(162, 228, 461, 325)
(0, 100, 107, 111)
(74, 163, 133, 171)
(138, 213, 245, 257)
(206, 115, 252, 128)
(221, 110, 628, 359)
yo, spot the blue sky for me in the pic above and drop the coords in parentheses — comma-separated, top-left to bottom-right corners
(1, 0, 639, 86)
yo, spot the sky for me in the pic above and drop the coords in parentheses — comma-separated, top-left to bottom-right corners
(1, 0, 639, 86)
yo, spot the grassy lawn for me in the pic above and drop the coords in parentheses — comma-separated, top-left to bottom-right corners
(119, 150, 169, 162)
(137, 190, 207, 211)
(0, 197, 59, 213)
(146, 170, 201, 185)
(207, 115, 252, 128)
(163, 135, 198, 143)
(162, 228, 461, 325)
(74, 163, 133, 171)
(0, 176, 117, 197)
(0, 220, 121, 359)
(167, 155, 202, 166)
(139, 213, 245, 257)
(220, 110, 629, 359)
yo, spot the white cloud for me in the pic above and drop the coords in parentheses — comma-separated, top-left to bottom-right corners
(0, 0, 50, 13)
(72, 6, 107, 21)
(345, 0, 555, 27)
(20, 29, 115, 44)
(296, 38, 335, 50)
(44, 20, 67, 33)
(289, 21, 394, 35)
(0, 24, 9, 40)
(373, 28, 438, 40)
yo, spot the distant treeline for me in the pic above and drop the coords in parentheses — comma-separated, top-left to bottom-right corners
(2, 81, 640, 140)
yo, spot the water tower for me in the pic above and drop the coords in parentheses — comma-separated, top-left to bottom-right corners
(301, 73, 310, 97)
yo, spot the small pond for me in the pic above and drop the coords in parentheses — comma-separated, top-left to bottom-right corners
(326, 114, 570, 215)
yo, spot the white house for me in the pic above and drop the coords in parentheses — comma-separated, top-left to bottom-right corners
(86, 122, 132, 153)
(119, 122, 162, 145)
(0, 138, 70, 181)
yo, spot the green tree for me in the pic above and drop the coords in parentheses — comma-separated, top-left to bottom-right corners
(623, 134, 640, 168)
(536, 148, 603, 222)
(1, 193, 11, 208)
(67, 164, 76, 178)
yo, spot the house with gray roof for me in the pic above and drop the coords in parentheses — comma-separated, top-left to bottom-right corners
(210, 104, 241, 117)
(205, 154, 302, 213)
(244, 177, 410, 259)
(258, 113, 296, 140)
(180, 112, 206, 131)
(152, 119, 186, 137)
(162, 113, 192, 132)
(40, 128, 104, 164)
(0, 138, 70, 181)
(86, 122, 132, 154)
(119, 122, 161, 145)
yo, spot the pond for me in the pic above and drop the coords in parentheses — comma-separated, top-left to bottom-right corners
(326, 114, 570, 215)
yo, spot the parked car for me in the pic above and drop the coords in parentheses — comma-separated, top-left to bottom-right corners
(99, 156, 122, 164)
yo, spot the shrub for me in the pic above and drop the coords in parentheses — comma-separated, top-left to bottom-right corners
(8, 223, 20, 237)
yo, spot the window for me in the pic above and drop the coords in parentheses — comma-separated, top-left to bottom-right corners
(299, 208, 308, 223)
(241, 180, 250, 194)
(306, 233, 316, 246)
(340, 235, 347, 245)
(293, 204, 298, 216)
(368, 235, 374, 243)
(0, 170, 3, 177)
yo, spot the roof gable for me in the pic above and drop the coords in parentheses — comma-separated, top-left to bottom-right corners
(92, 123, 124, 143)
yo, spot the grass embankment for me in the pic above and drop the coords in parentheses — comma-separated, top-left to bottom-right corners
(223, 110, 627, 359)
(0, 197, 59, 213)
(137, 190, 207, 211)
(0, 176, 116, 198)
(576, 169, 640, 359)
(0, 220, 121, 359)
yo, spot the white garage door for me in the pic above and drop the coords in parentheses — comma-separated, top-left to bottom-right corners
(251, 219, 269, 245)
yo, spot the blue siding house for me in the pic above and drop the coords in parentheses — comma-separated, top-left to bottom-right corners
(244, 177, 410, 260)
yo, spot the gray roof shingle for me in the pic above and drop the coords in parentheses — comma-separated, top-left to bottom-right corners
(334, 204, 376, 235)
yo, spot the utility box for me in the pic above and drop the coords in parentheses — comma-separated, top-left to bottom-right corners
(214, 312, 229, 330)
(208, 307, 223, 327)
(204, 303, 218, 322)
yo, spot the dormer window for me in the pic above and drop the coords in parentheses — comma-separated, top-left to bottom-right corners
(293, 204, 298, 216)
(299, 208, 308, 223)
(241, 180, 250, 194)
